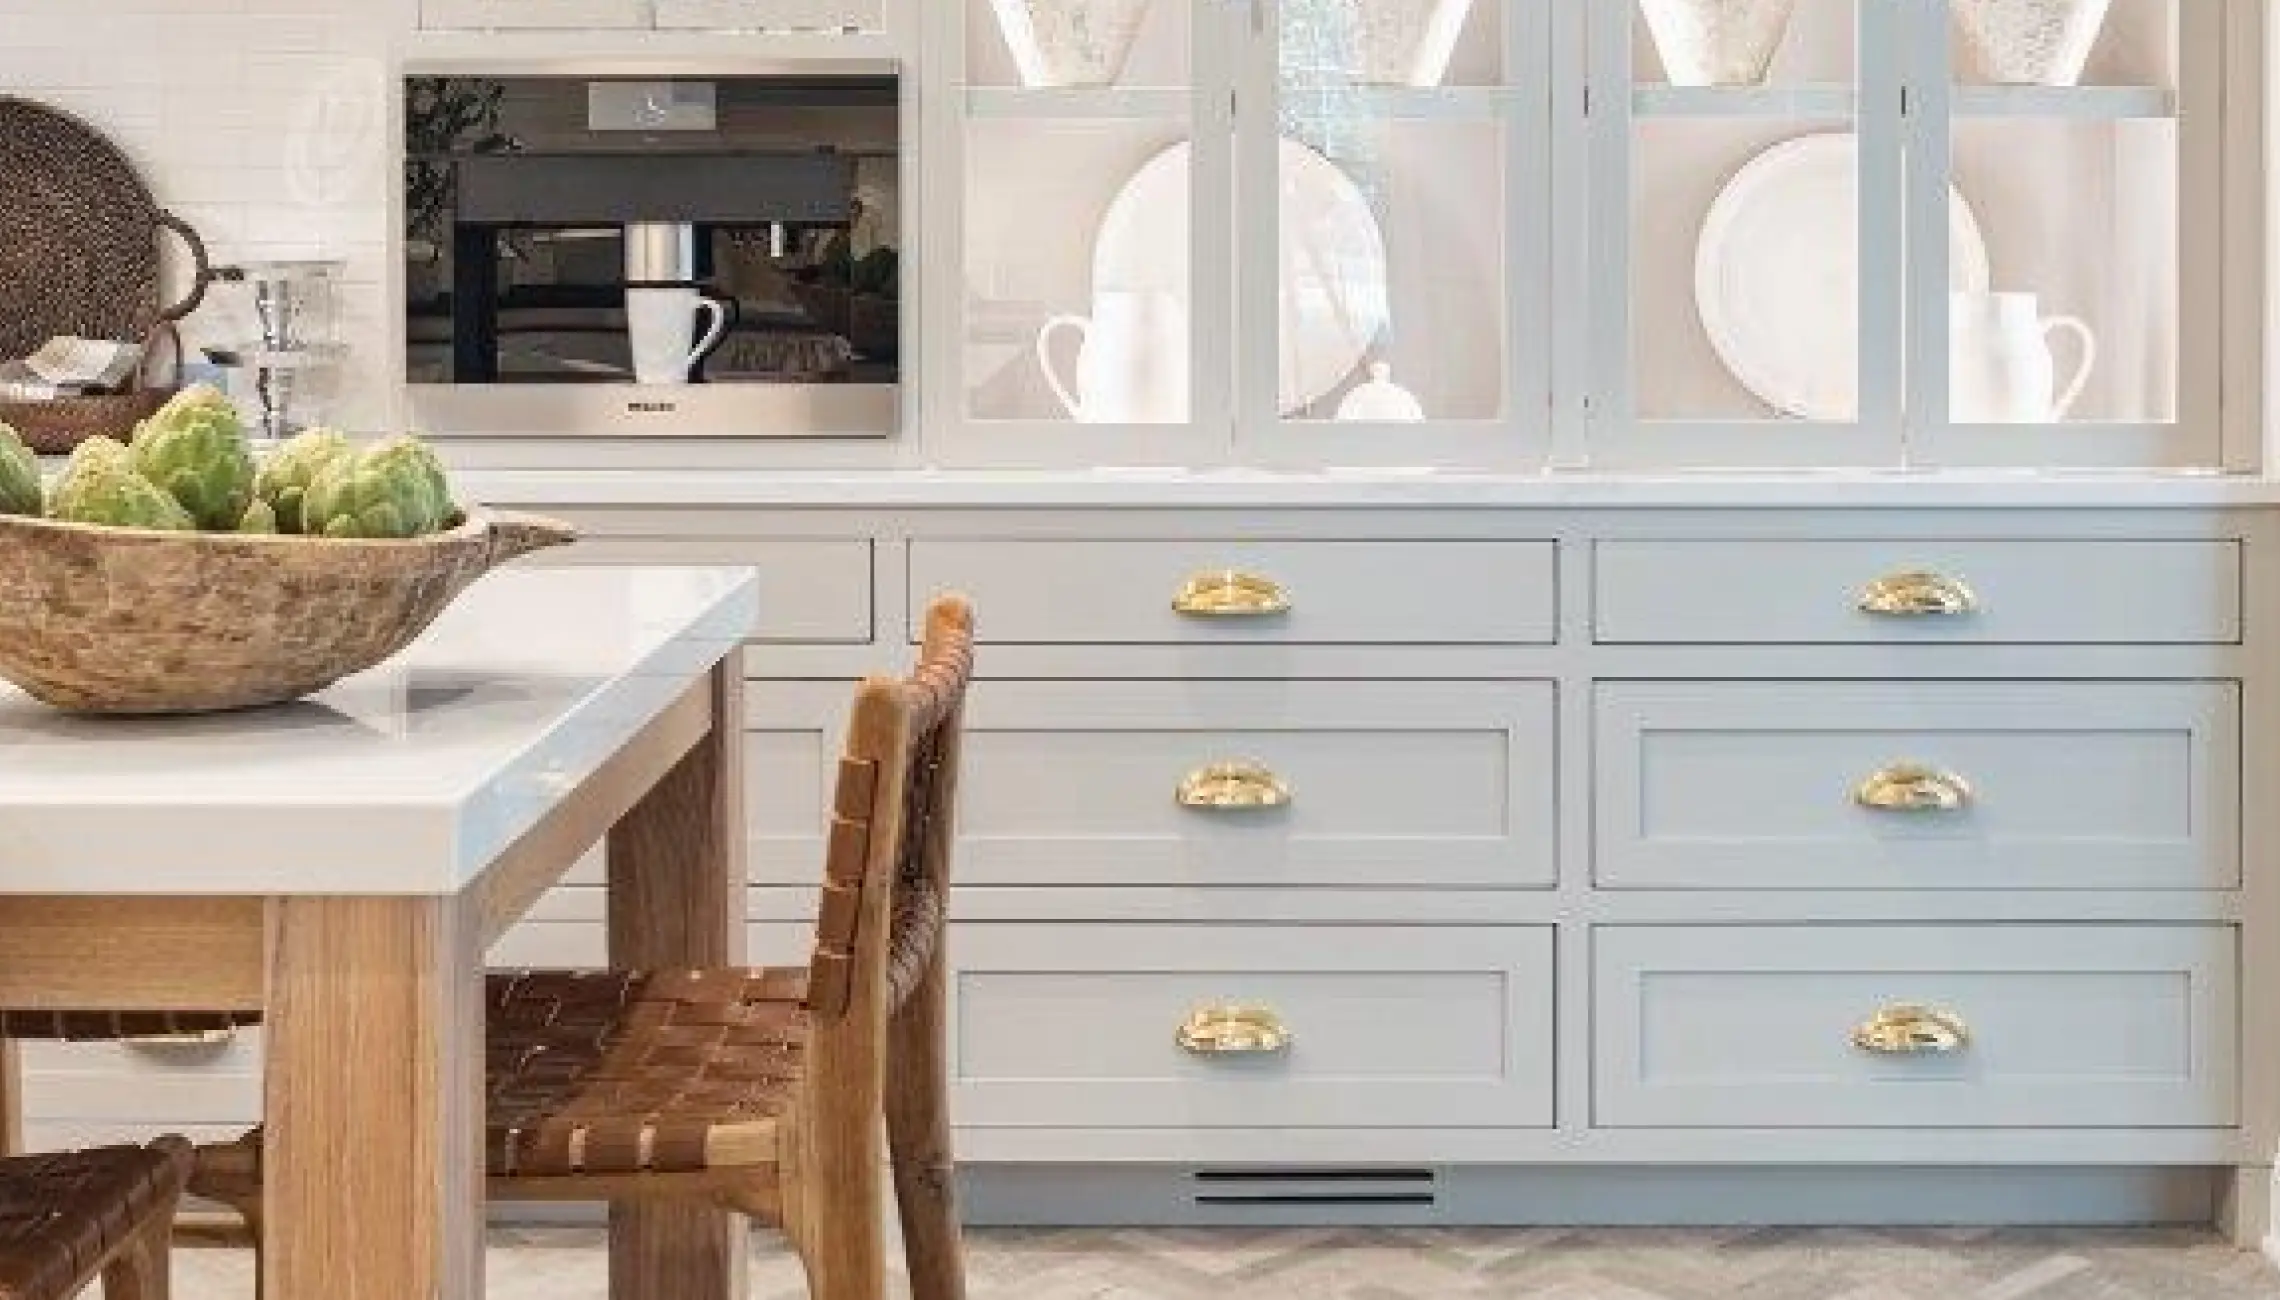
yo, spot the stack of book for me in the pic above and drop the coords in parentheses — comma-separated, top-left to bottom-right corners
(0, 337, 143, 404)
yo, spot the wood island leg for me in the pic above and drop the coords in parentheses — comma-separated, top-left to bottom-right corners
(0, 1037, 21, 1156)
(262, 896, 484, 1300)
(607, 662, 749, 1300)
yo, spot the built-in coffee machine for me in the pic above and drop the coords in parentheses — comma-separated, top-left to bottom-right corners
(402, 68, 900, 438)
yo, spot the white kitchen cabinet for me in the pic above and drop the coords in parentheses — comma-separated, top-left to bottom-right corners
(654, 0, 883, 29)
(1594, 0, 2234, 469)
(419, 0, 647, 28)
(928, 0, 2252, 471)
(1593, 924, 2239, 1129)
(931, 0, 1550, 467)
(911, 537, 1556, 644)
(1592, 536, 2243, 644)
(950, 924, 1557, 1130)
(421, 0, 883, 32)
(953, 679, 1557, 889)
(1593, 681, 2240, 891)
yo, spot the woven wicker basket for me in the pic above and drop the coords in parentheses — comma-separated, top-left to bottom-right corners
(0, 509, 576, 715)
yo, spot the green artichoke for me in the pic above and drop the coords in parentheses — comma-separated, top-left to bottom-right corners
(253, 428, 352, 534)
(130, 384, 255, 530)
(45, 437, 194, 531)
(237, 499, 279, 534)
(0, 421, 39, 517)
(301, 436, 455, 540)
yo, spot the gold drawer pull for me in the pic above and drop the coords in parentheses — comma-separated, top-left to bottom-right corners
(1858, 571, 1978, 617)
(1851, 1004, 1970, 1056)
(1176, 761, 1292, 811)
(1177, 1004, 1292, 1056)
(1854, 764, 1974, 814)
(124, 1026, 239, 1049)
(1173, 571, 1291, 618)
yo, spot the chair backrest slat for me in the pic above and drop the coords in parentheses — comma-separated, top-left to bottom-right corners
(804, 595, 975, 1022)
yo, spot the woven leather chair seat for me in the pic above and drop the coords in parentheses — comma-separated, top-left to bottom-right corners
(488, 967, 812, 1178)
(0, 1138, 189, 1300)
(198, 967, 816, 1196)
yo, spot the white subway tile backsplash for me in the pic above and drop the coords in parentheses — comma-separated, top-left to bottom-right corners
(0, 0, 405, 429)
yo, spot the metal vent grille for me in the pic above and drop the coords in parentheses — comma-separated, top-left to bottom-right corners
(1188, 1168, 1441, 1209)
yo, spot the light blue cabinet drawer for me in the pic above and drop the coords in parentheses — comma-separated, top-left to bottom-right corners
(950, 925, 1555, 1130)
(1595, 925, 2238, 1130)
(1594, 539, 2241, 644)
(1595, 681, 2239, 890)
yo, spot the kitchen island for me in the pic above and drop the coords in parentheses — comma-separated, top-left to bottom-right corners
(0, 565, 757, 1300)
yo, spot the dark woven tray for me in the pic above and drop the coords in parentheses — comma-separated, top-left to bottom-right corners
(0, 324, 182, 455)
(0, 97, 211, 367)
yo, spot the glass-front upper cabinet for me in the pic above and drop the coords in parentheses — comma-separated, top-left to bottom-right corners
(932, 0, 1547, 466)
(931, 0, 2249, 471)
(1914, 0, 2217, 468)
(1589, 0, 2240, 470)
(932, 0, 1237, 465)
(1244, 0, 1549, 465)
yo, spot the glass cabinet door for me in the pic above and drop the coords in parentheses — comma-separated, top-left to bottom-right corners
(1241, 0, 1549, 466)
(1585, 0, 2235, 470)
(1909, 0, 2220, 467)
(1588, 0, 1905, 468)
(936, 0, 1235, 464)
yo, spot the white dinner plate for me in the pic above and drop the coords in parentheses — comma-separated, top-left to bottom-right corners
(1094, 138, 1390, 415)
(1695, 133, 1991, 422)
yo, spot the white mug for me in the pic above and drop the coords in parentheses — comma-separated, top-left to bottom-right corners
(1035, 290, 1189, 424)
(626, 287, 732, 386)
(1951, 291, 2097, 423)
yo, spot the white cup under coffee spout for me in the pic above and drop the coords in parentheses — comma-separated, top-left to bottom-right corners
(1036, 290, 1189, 424)
(626, 286, 733, 386)
(1950, 291, 2097, 423)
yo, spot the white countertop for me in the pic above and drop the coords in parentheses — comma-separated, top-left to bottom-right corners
(0, 566, 756, 897)
(454, 467, 2280, 510)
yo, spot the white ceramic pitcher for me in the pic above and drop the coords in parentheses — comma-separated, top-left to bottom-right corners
(1036, 290, 1189, 424)
(1950, 291, 2097, 423)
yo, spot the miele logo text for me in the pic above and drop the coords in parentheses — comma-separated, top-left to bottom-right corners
(627, 401, 679, 414)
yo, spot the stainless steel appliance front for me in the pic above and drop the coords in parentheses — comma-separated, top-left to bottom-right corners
(402, 64, 900, 438)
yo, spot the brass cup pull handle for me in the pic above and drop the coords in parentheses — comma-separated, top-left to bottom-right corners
(1854, 764, 1973, 813)
(1851, 1004, 1970, 1056)
(124, 1026, 239, 1049)
(1176, 761, 1292, 811)
(1173, 571, 1291, 618)
(1177, 1004, 1292, 1056)
(1858, 571, 1979, 617)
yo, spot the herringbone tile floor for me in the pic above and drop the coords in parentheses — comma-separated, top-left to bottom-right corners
(164, 1225, 2280, 1299)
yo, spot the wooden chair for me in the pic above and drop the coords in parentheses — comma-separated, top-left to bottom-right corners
(0, 1136, 191, 1300)
(195, 594, 977, 1300)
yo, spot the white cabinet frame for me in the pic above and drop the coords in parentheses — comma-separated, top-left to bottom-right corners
(420, 0, 649, 29)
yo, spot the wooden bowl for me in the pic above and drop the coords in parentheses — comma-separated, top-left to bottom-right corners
(0, 508, 577, 715)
